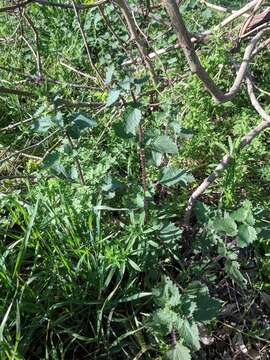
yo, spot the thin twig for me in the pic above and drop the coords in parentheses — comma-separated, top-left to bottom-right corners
(0, 130, 60, 165)
(0, 0, 107, 13)
(0, 86, 34, 97)
(23, 11, 42, 76)
(114, 0, 158, 85)
(71, 0, 105, 88)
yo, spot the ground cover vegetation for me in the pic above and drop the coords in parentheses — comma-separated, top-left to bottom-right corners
(0, 0, 270, 358)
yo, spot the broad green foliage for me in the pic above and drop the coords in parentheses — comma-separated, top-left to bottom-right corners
(147, 277, 221, 356)
(0, 0, 269, 358)
(195, 200, 258, 287)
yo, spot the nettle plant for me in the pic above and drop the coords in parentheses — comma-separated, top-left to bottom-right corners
(147, 276, 222, 360)
(195, 200, 258, 287)
(144, 200, 258, 358)
(107, 74, 195, 211)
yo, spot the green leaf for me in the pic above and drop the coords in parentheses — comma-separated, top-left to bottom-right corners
(160, 167, 194, 187)
(152, 135, 178, 154)
(193, 294, 222, 322)
(150, 308, 179, 335)
(68, 113, 96, 139)
(125, 108, 142, 135)
(185, 282, 222, 322)
(53, 111, 64, 127)
(165, 342, 191, 360)
(237, 224, 257, 248)
(179, 128, 193, 140)
(72, 113, 97, 130)
(181, 320, 200, 351)
(128, 258, 142, 272)
(42, 152, 59, 169)
(105, 65, 114, 84)
(213, 214, 237, 237)
(106, 88, 120, 106)
(33, 116, 53, 133)
(151, 150, 163, 167)
(159, 222, 182, 251)
(225, 260, 247, 287)
(152, 276, 181, 308)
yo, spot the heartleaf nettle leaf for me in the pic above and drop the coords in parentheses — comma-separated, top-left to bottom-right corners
(181, 320, 200, 351)
(68, 113, 96, 139)
(151, 151, 163, 167)
(42, 152, 59, 169)
(72, 113, 96, 130)
(33, 116, 53, 133)
(160, 167, 194, 187)
(225, 260, 247, 287)
(52, 112, 64, 127)
(105, 65, 114, 84)
(125, 108, 142, 135)
(152, 135, 178, 154)
(213, 214, 237, 237)
(237, 224, 257, 248)
(231, 200, 255, 225)
(152, 276, 181, 308)
(186, 282, 222, 322)
(165, 342, 191, 360)
(106, 88, 120, 106)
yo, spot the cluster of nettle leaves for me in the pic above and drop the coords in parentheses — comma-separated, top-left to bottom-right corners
(148, 276, 222, 360)
(33, 74, 195, 190)
(196, 199, 257, 287)
(146, 201, 258, 359)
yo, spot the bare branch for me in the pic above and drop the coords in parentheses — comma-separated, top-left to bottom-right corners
(23, 11, 43, 76)
(184, 76, 270, 226)
(71, 0, 105, 88)
(0, 86, 34, 97)
(0, 0, 107, 13)
(200, 0, 249, 16)
(163, 0, 270, 103)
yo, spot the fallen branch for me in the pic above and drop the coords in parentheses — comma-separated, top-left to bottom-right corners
(123, 0, 256, 66)
(0, 0, 107, 13)
(0, 86, 34, 97)
(200, 0, 249, 18)
(163, 0, 270, 103)
(184, 76, 270, 226)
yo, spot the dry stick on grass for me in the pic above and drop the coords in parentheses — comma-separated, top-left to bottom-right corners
(114, 0, 158, 85)
(0, 86, 34, 97)
(23, 11, 42, 77)
(59, 61, 97, 82)
(0, 0, 107, 13)
(238, 0, 266, 38)
(71, 0, 105, 88)
(200, 0, 249, 17)
(184, 77, 270, 226)
(163, 0, 270, 103)
(0, 129, 61, 166)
